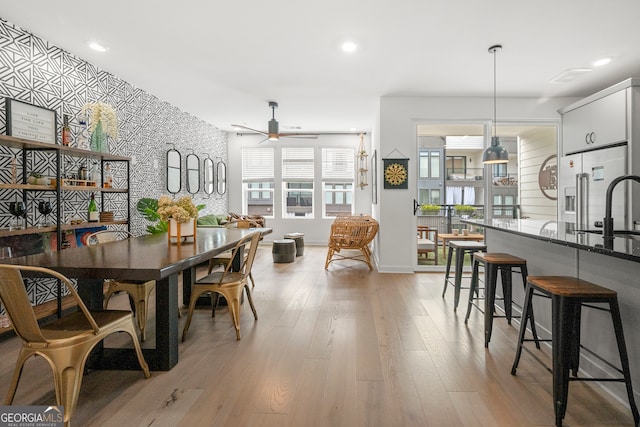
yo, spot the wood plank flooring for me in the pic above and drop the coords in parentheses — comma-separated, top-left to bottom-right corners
(0, 245, 637, 426)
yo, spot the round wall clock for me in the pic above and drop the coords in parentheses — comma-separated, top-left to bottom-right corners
(384, 162, 407, 187)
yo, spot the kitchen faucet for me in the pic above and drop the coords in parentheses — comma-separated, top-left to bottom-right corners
(603, 174, 640, 246)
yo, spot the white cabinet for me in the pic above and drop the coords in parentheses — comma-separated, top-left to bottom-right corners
(561, 89, 627, 155)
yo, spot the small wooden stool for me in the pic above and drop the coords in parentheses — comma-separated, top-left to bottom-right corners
(272, 239, 296, 263)
(442, 241, 487, 311)
(511, 276, 639, 427)
(464, 252, 539, 348)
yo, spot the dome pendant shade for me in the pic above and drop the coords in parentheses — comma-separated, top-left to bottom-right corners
(482, 136, 509, 164)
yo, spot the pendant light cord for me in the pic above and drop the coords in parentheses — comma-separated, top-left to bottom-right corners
(493, 47, 497, 139)
(488, 44, 502, 141)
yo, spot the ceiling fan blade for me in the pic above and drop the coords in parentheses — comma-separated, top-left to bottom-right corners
(279, 133, 319, 139)
(257, 137, 271, 145)
(231, 124, 269, 136)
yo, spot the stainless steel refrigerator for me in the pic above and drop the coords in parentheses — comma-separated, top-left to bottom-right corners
(559, 144, 628, 231)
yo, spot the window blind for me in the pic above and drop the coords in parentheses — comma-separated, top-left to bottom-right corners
(242, 147, 274, 182)
(282, 147, 314, 182)
(322, 147, 354, 182)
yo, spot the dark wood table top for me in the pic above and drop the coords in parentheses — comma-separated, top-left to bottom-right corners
(6, 227, 272, 280)
(3, 226, 273, 371)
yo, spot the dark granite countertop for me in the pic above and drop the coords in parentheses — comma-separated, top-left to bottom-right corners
(463, 218, 640, 263)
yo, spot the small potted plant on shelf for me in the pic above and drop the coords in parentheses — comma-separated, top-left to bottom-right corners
(454, 204, 476, 217)
(420, 204, 441, 215)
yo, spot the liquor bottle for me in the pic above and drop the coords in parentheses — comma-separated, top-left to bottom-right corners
(103, 163, 113, 188)
(77, 118, 89, 150)
(62, 115, 71, 146)
(89, 161, 98, 183)
(88, 193, 99, 222)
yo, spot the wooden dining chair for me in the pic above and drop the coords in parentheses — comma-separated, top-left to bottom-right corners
(87, 230, 156, 341)
(0, 264, 150, 426)
(417, 225, 438, 264)
(182, 231, 261, 341)
(207, 222, 257, 290)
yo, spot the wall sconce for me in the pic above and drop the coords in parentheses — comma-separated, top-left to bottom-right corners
(357, 133, 368, 190)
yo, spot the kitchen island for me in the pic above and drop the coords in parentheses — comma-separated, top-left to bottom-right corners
(464, 218, 640, 407)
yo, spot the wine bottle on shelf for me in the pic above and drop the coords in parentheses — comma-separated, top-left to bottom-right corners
(62, 115, 71, 147)
(88, 193, 99, 222)
(103, 163, 113, 188)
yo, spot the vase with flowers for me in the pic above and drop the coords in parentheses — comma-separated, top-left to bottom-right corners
(157, 195, 199, 243)
(81, 102, 118, 153)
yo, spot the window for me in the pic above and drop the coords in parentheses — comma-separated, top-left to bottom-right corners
(242, 147, 274, 217)
(322, 147, 354, 217)
(419, 150, 441, 178)
(493, 194, 516, 217)
(492, 163, 507, 177)
(282, 147, 314, 218)
(418, 189, 441, 205)
(446, 155, 466, 178)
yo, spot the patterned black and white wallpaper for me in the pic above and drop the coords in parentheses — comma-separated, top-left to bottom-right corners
(0, 17, 228, 309)
(0, 17, 228, 230)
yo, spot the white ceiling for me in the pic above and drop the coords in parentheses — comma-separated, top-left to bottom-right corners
(2, 1, 640, 134)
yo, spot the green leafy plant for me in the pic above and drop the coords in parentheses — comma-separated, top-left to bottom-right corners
(454, 204, 476, 215)
(136, 197, 205, 234)
(420, 204, 440, 214)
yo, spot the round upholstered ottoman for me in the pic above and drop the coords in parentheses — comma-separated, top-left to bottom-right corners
(283, 232, 305, 256)
(272, 239, 296, 263)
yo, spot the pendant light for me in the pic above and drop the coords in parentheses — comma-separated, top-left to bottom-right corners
(482, 44, 509, 164)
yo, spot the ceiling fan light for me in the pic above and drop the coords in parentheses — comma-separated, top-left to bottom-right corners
(268, 134, 279, 141)
(268, 118, 279, 135)
(482, 136, 509, 164)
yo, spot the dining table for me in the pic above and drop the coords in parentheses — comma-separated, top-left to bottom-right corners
(4, 226, 271, 371)
(438, 232, 485, 259)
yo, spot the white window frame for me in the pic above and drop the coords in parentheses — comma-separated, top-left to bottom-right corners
(282, 147, 315, 219)
(242, 147, 275, 218)
(322, 147, 355, 218)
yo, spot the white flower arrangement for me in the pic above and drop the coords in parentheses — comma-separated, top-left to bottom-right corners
(157, 196, 199, 224)
(81, 102, 118, 138)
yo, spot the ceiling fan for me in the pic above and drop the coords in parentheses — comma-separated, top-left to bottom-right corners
(232, 101, 319, 144)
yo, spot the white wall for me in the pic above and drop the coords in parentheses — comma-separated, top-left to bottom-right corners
(227, 133, 372, 245)
(376, 95, 578, 273)
(519, 126, 558, 219)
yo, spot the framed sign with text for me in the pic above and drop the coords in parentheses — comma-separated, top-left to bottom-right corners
(6, 98, 57, 144)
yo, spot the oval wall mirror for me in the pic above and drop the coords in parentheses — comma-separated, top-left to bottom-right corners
(204, 157, 214, 195)
(216, 160, 227, 195)
(186, 153, 201, 194)
(166, 149, 181, 194)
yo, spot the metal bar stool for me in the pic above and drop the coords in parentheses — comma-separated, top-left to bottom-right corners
(464, 252, 540, 348)
(442, 241, 487, 311)
(511, 276, 639, 427)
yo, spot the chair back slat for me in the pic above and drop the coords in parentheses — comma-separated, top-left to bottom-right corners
(217, 232, 261, 283)
(240, 232, 261, 280)
(0, 266, 48, 343)
(87, 230, 134, 246)
(0, 265, 100, 336)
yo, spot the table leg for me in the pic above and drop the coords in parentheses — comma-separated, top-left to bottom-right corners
(154, 274, 179, 371)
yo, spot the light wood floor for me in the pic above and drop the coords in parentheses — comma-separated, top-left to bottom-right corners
(0, 245, 637, 426)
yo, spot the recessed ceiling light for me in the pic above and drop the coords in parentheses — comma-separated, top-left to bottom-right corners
(88, 42, 108, 52)
(341, 41, 358, 53)
(349, 127, 357, 132)
(592, 57, 612, 67)
(550, 68, 592, 83)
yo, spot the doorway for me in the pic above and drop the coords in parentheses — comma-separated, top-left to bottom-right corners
(412, 121, 558, 271)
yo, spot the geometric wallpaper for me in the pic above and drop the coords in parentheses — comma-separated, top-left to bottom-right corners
(0, 17, 228, 309)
